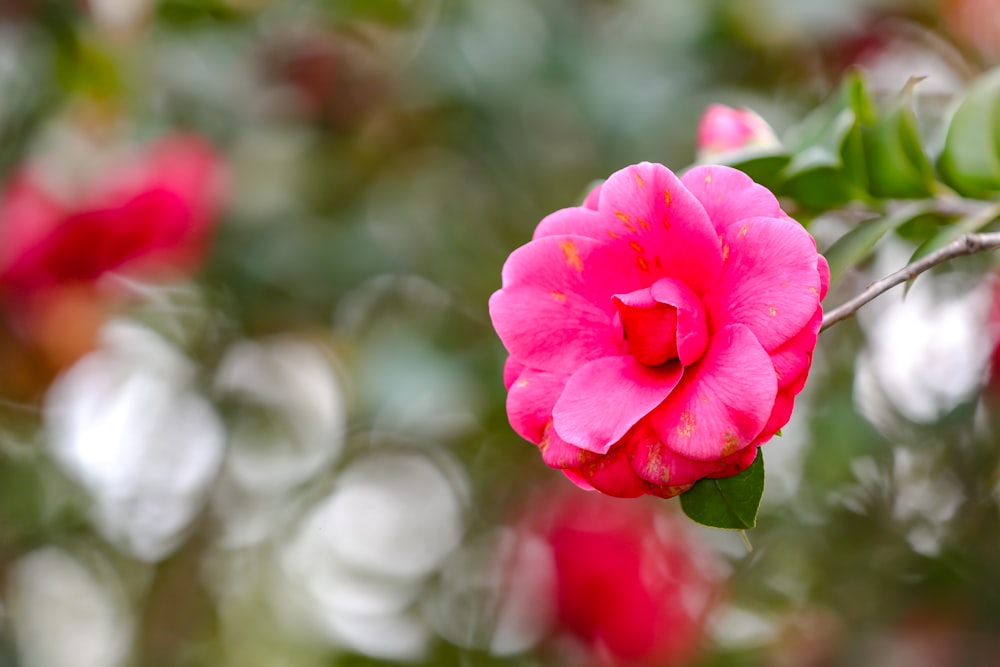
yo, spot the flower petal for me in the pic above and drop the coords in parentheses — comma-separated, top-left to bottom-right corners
(539, 423, 600, 469)
(817, 253, 831, 301)
(490, 234, 644, 373)
(532, 206, 605, 239)
(552, 356, 682, 454)
(566, 443, 651, 498)
(630, 424, 759, 487)
(703, 216, 822, 352)
(506, 366, 570, 443)
(595, 162, 723, 294)
(681, 165, 786, 233)
(649, 324, 776, 461)
(650, 278, 709, 366)
(769, 306, 822, 389)
(503, 356, 525, 391)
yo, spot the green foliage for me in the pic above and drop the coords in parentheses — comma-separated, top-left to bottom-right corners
(680, 449, 764, 530)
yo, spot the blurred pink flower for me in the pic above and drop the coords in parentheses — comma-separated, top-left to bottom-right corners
(0, 134, 226, 299)
(489, 162, 828, 498)
(518, 490, 723, 667)
(696, 104, 779, 161)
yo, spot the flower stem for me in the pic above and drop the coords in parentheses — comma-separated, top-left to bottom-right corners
(821, 228, 1000, 332)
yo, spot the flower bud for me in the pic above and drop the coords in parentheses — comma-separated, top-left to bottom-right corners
(696, 104, 780, 161)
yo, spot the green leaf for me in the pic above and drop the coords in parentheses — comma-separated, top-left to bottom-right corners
(680, 449, 764, 530)
(864, 81, 936, 198)
(822, 201, 937, 285)
(937, 67, 1000, 197)
(714, 151, 790, 191)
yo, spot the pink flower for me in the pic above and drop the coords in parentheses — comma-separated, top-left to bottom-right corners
(489, 162, 828, 498)
(696, 104, 779, 161)
(517, 489, 723, 667)
(0, 134, 226, 300)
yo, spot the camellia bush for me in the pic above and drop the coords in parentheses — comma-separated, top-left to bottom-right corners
(4, 2, 1000, 667)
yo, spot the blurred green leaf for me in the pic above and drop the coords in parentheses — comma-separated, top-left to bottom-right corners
(716, 151, 790, 191)
(907, 200, 1000, 263)
(863, 81, 935, 198)
(823, 202, 937, 284)
(936, 67, 1000, 197)
(680, 449, 763, 530)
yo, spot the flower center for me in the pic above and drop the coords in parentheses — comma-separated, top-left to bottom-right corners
(612, 278, 708, 367)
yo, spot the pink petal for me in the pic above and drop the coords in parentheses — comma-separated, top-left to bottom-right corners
(681, 165, 786, 233)
(817, 253, 831, 300)
(490, 234, 644, 373)
(506, 366, 570, 443)
(565, 443, 650, 498)
(613, 277, 709, 367)
(539, 423, 600, 469)
(532, 206, 605, 240)
(630, 425, 759, 487)
(561, 468, 596, 491)
(650, 278, 709, 365)
(649, 324, 776, 461)
(704, 446, 760, 479)
(768, 306, 821, 389)
(703, 216, 823, 352)
(613, 287, 680, 367)
(594, 162, 723, 294)
(582, 182, 602, 210)
(553, 356, 683, 454)
(503, 356, 525, 390)
(753, 387, 796, 447)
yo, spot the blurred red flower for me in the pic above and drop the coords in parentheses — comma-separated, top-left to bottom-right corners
(517, 490, 724, 667)
(0, 134, 225, 299)
(0, 134, 226, 383)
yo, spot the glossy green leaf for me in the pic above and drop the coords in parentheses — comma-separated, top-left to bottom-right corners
(680, 449, 764, 530)
(937, 67, 1000, 197)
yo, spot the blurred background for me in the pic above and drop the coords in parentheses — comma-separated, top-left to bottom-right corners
(1, 0, 1000, 665)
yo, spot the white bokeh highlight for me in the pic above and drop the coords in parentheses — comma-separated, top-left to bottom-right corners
(854, 273, 993, 425)
(8, 548, 132, 667)
(275, 450, 467, 661)
(45, 319, 225, 562)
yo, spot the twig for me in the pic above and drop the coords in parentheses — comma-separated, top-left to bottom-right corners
(821, 231, 1000, 331)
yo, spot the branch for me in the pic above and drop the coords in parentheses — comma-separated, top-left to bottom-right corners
(821, 231, 1000, 331)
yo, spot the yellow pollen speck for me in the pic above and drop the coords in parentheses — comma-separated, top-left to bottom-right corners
(808, 286, 819, 296)
(515, 379, 530, 388)
(663, 215, 671, 230)
(615, 211, 631, 223)
(721, 243, 729, 261)
(677, 411, 697, 437)
(559, 239, 584, 272)
(629, 241, 643, 252)
(634, 172, 646, 188)
(607, 230, 620, 239)
(664, 189, 672, 205)
(704, 172, 713, 184)
(767, 305, 778, 317)
(722, 431, 740, 456)
(637, 217, 650, 230)
(700, 395, 709, 404)
(637, 257, 650, 271)
(738, 224, 750, 238)
(551, 291, 567, 303)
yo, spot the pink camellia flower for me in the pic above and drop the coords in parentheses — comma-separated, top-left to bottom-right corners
(0, 133, 226, 301)
(489, 162, 828, 498)
(518, 489, 723, 667)
(696, 104, 779, 161)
